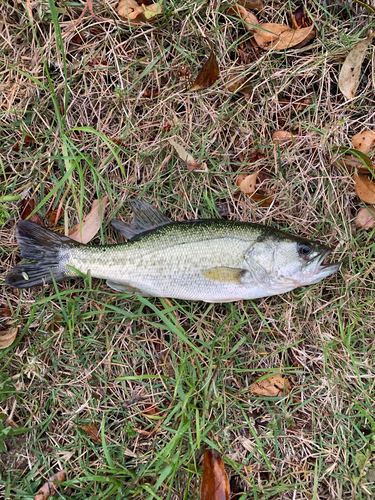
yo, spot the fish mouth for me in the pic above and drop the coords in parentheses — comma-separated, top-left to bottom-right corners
(309, 248, 341, 284)
(309, 248, 341, 282)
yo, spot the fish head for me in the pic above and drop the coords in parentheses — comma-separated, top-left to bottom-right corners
(270, 238, 341, 289)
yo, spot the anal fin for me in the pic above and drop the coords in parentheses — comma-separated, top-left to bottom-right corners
(203, 267, 247, 284)
(106, 279, 150, 296)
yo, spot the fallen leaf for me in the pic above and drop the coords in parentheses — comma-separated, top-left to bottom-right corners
(0, 306, 12, 320)
(117, 0, 162, 25)
(356, 206, 375, 229)
(227, 77, 253, 98)
(168, 139, 204, 172)
(254, 23, 315, 50)
(354, 174, 375, 204)
(351, 130, 375, 154)
(236, 172, 274, 206)
(227, 4, 259, 31)
(0, 328, 18, 350)
(272, 130, 296, 145)
(248, 149, 266, 162)
(238, 0, 263, 10)
(200, 449, 230, 500)
(190, 40, 219, 91)
(88, 57, 108, 66)
(21, 198, 44, 227)
(69, 196, 108, 244)
(142, 0, 162, 19)
(236, 172, 258, 194)
(334, 147, 374, 174)
(250, 373, 291, 397)
(71, 33, 86, 44)
(291, 6, 311, 29)
(338, 35, 374, 100)
(142, 403, 162, 416)
(34, 470, 66, 500)
(79, 423, 102, 443)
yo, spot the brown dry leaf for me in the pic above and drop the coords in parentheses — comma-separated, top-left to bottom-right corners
(338, 35, 374, 100)
(354, 174, 375, 204)
(117, 0, 162, 25)
(291, 6, 312, 29)
(238, 0, 263, 10)
(335, 155, 374, 174)
(356, 206, 375, 229)
(236, 172, 258, 194)
(254, 23, 314, 50)
(351, 130, 375, 154)
(236, 173, 274, 206)
(80, 423, 102, 443)
(34, 470, 66, 500)
(190, 41, 219, 91)
(227, 77, 253, 98)
(250, 373, 291, 397)
(200, 449, 230, 500)
(272, 130, 296, 145)
(334, 148, 374, 174)
(0, 328, 18, 350)
(21, 198, 44, 227)
(69, 196, 108, 244)
(168, 139, 204, 172)
(227, 4, 259, 31)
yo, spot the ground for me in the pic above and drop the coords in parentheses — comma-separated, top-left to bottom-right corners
(1, 0, 375, 499)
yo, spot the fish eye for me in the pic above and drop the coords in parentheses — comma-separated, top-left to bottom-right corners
(298, 242, 312, 258)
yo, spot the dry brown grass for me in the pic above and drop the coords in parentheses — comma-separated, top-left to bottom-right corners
(1, 0, 375, 498)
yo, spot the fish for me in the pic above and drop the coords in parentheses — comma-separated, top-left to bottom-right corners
(5, 200, 341, 302)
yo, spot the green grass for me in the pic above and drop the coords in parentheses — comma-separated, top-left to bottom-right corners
(1, 0, 375, 498)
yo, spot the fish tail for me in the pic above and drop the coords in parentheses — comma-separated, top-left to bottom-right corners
(6, 220, 82, 289)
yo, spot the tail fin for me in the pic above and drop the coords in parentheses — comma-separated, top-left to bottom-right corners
(6, 220, 82, 289)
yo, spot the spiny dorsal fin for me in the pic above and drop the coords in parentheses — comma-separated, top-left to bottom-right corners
(111, 200, 171, 240)
(203, 267, 247, 284)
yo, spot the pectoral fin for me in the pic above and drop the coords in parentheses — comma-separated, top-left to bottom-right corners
(106, 279, 150, 296)
(203, 267, 247, 284)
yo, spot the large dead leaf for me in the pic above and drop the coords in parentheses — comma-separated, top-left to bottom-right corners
(227, 4, 259, 31)
(69, 196, 108, 244)
(0, 328, 17, 350)
(190, 41, 219, 91)
(250, 373, 291, 397)
(356, 206, 375, 230)
(351, 130, 375, 154)
(34, 470, 66, 500)
(254, 23, 314, 50)
(338, 35, 374, 100)
(354, 174, 375, 204)
(200, 449, 230, 500)
(80, 423, 102, 443)
(168, 139, 205, 172)
(117, 0, 162, 25)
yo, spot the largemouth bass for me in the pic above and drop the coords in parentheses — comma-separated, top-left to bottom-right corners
(5, 201, 340, 302)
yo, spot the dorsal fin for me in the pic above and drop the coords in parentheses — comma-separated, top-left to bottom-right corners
(111, 200, 171, 240)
